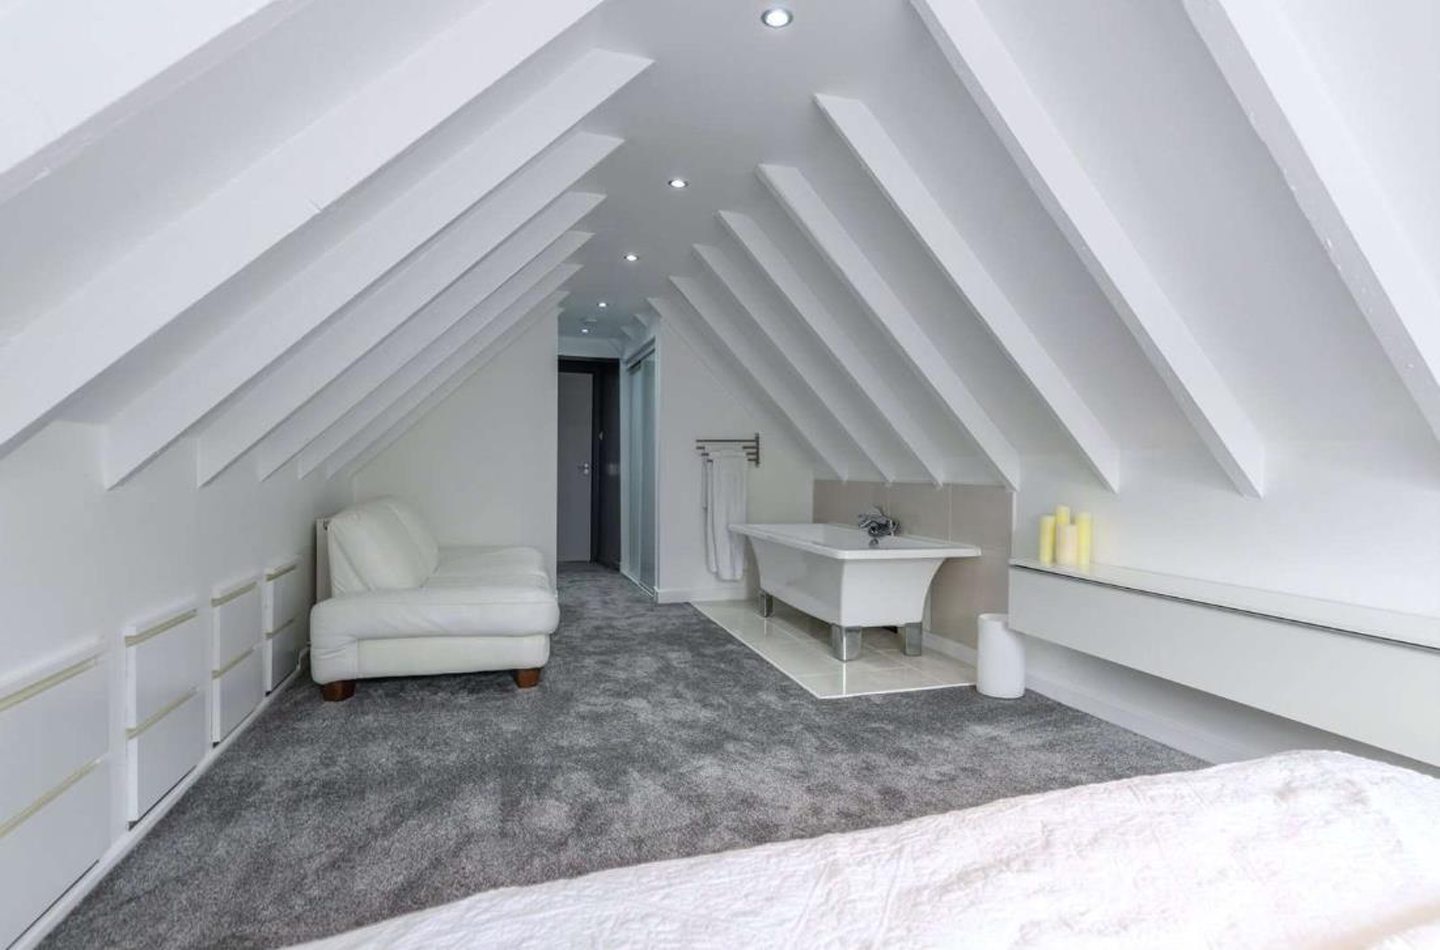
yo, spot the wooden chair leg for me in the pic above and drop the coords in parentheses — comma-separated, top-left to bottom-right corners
(320, 680, 356, 702)
(512, 668, 542, 689)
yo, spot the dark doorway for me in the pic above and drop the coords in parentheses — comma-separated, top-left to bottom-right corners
(557, 358, 621, 568)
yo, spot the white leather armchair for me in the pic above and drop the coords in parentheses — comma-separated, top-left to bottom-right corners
(310, 497, 558, 700)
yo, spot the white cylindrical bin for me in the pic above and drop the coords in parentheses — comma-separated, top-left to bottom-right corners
(977, 613, 1025, 699)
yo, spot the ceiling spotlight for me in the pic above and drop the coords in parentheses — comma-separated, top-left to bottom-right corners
(668, 177, 689, 189)
(761, 7, 793, 28)
(598, 301, 609, 308)
(624, 252, 640, 262)
(580, 327, 590, 334)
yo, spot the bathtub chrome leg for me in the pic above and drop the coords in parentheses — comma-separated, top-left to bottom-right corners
(830, 624, 862, 662)
(758, 591, 775, 618)
(901, 622, 923, 657)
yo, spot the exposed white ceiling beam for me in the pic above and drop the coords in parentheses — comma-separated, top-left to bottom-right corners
(1185, 0, 1440, 448)
(0, 0, 299, 203)
(693, 243, 895, 483)
(322, 293, 569, 480)
(265, 232, 589, 479)
(717, 211, 948, 485)
(648, 296, 829, 476)
(816, 94, 1122, 492)
(670, 275, 852, 480)
(333, 303, 568, 482)
(758, 163, 1021, 490)
(299, 264, 580, 477)
(100, 53, 645, 487)
(0, 0, 612, 461)
(196, 190, 604, 484)
(911, 0, 1266, 497)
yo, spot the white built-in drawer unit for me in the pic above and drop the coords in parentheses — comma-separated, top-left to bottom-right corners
(211, 577, 262, 743)
(1009, 559, 1440, 767)
(262, 557, 307, 692)
(123, 603, 207, 821)
(0, 645, 111, 948)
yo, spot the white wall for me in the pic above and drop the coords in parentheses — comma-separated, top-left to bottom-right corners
(654, 321, 814, 603)
(1008, 441, 1440, 769)
(1016, 442, 1440, 616)
(0, 419, 348, 946)
(352, 312, 560, 576)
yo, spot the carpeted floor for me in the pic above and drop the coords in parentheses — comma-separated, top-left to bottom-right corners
(45, 563, 1200, 949)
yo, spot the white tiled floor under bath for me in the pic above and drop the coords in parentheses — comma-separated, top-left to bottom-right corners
(694, 599, 976, 699)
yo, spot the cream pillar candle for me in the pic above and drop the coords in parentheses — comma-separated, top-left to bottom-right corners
(1076, 512, 1093, 568)
(1056, 523, 1080, 567)
(1038, 514, 1056, 565)
(1055, 505, 1071, 530)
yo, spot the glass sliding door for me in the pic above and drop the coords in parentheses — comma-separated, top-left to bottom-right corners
(622, 345, 657, 594)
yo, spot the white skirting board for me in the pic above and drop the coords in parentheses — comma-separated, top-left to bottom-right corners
(9, 663, 305, 950)
(657, 584, 751, 605)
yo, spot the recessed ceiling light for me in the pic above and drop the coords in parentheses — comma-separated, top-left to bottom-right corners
(668, 177, 688, 189)
(580, 327, 590, 334)
(624, 253, 639, 262)
(598, 301, 608, 308)
(761, 7, 793, 28)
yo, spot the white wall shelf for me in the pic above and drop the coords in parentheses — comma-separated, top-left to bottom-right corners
(1009, 560, 1440, 766)
(1010, 558, 1440, 653)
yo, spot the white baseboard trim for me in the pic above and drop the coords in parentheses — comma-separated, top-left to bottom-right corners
(13, 662, 307, 950)
(922, 631, 977, 665)
(658, 585, 750, 605)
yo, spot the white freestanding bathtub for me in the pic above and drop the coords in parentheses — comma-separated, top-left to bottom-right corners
(731, 523, 981, 661)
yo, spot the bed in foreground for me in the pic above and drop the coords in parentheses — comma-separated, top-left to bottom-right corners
(298, 751, 1440, 949)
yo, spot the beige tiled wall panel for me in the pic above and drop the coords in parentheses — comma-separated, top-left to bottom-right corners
(813, 481, 1012, 649)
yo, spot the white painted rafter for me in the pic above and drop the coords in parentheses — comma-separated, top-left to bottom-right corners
(911, 0, 1266, 497)
(758, 163, 1021, 490)
(0, 0, 612, 461)
(333, 303, 569, 481)
(323, 293, 570, 480)
(100, 52, 645, 486)
(670, 274, 851, 480)
(815, 94, 1121, 491)
(1185, 0, 1440, 447)
(693, 243, 895, 482)
(648, 296, 830, 476)
(197, 190, 605, 483)
(267, 230, 590, 479)
(300, 263, 580, 477)
(717, 211, 948, 485)
(0, 0, 298, 203)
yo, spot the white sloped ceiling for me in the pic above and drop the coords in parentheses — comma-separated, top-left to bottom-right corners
(0, 0, 1432, 498)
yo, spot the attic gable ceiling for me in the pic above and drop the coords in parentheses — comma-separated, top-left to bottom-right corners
(0, 0, 1434, 492)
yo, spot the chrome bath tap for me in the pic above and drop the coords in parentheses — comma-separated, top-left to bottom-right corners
(857, 506, 899, 545)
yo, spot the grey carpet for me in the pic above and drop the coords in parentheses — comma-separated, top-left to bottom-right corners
(44, 563, 1200, 949)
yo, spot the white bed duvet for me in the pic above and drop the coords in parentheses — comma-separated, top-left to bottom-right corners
(299, 751, 1440, 949)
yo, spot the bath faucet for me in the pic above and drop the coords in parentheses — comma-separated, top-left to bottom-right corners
(857, 506, 900, 546)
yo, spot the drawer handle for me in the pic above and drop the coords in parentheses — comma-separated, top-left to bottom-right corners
(0, 657, 98, 713)
(124, 608, 198, 648)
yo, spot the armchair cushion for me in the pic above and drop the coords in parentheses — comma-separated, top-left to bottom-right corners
(328, 497, 440, 593)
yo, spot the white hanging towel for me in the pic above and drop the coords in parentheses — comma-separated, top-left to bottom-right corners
(703, 447, 748, 581)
